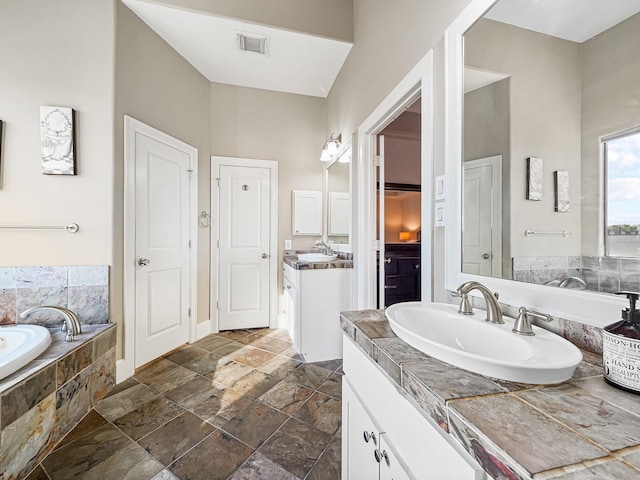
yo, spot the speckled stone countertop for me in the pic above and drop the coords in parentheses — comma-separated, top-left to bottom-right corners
(340, 310, 640, 479)
(283, 252, 353, 270)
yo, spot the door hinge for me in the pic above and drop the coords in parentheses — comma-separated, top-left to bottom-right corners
(374, 155, 382, 167)
(216, 177, 220, 187)
(216, 301, 219, 310)
(188, 308, 191, 317)
(187, 169, 193, 179)
(188, 240, 192, 249)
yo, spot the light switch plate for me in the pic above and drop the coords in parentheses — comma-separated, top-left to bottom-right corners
(435, 175, 446, 201)
(434, 202, 445, 227)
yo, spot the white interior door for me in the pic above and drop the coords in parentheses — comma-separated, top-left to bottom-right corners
(216, 162, 272, 330)
(134, 133, 191, 367)
(463, 156, 502, 276)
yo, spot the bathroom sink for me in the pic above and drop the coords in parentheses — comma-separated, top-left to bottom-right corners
(297, 253, 338, 262)
(385, 302, 582, 384)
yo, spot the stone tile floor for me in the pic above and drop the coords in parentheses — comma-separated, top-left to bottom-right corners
(28, 328, 342, 480)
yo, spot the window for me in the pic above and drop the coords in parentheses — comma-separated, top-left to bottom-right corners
(604, 129, 640, 257)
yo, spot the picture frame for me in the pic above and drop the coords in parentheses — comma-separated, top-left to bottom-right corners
(40, 106, 76, 175)
(554, 170, 570, 212)
(526, 157, 543, 201)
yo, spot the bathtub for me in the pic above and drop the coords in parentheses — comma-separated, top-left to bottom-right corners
(0, 325, 52, 381)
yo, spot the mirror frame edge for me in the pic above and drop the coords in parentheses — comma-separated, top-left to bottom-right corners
(443, 0, 622, 327)
(323, 138, 353, 251)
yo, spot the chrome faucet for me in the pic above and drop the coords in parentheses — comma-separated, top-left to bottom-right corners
(19, 306, 82, 342)
(315, 241, 331, 255)
(454, 281, 504, 324)
(558, 276, 587, 289)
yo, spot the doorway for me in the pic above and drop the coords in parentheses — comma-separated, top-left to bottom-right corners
(210, 156, 278, 332)
(122, 116, 198, 377)
(353, 51, 433, 309)
(376, 102, 423, 308)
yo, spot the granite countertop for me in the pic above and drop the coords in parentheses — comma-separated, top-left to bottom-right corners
(340, 310, 640, 479)
(283, 251, 353, 270)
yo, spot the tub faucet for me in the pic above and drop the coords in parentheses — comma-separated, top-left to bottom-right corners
(19, 306, 82, 342)
(454, 281, 504, 324)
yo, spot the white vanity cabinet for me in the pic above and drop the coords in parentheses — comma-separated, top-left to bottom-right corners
(283, 263, 351, 362)
(342, 337, 486, 480)
(344, 380, 414, 480)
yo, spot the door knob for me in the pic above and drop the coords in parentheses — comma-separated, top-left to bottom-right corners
(384, 258, 392, 264)
(138, 258, 150, 266)
(482, 253, 490, 259)
(261, 253, 269, 259)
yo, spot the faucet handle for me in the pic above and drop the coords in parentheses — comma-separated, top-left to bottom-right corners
(451, 291, 474, 315)
(513, 307, 552, 336)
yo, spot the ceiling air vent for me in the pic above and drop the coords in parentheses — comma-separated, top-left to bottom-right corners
(237, 33, 269, 55)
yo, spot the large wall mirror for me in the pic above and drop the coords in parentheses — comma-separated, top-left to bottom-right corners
(324, 146, 351, 249)
(461, 0, 640, 295)
(445, 0, 640, 325)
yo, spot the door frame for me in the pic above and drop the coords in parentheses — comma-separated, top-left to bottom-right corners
(119, 116, 199, 382)
(210, 156, 278, 333)
(354, 50, 434, 309)
(463, 155, 502, 276)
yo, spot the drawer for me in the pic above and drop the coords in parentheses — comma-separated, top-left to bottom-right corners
(283, 263, 298, 289)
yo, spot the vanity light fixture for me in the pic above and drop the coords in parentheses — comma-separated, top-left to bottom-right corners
(320, 133, 341, 162)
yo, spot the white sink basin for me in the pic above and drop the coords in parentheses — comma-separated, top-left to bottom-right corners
(385, 302, 582, 384)
(297, 253, 338, 262)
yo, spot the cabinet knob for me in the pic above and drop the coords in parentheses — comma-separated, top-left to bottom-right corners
(414, 264, 420, 269)
(363, 431, 376, 444)
(374, 449, 389, 465)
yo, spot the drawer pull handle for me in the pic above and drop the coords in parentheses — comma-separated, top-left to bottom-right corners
(385, 285, 397, 289)
(374, 449, 389, 464)
(363, 431, 376, 444)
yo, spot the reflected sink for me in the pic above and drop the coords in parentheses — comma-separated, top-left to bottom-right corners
(385, 302, 582, 384)
(297, 253, 338, 262)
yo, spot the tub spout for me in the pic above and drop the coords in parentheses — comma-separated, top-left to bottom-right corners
(19, 306, 82, 342)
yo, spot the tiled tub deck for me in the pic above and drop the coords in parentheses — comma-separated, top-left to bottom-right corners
(0, 324, 116, 479)
(341, 310, 640, 479)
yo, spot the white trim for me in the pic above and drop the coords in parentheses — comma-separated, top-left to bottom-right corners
(354, 50, 434, 309)
(121, 116, 199, 383)
(210, 156, 279, 332)
(196, 319, 212, 340)
(444, 0, 623, 327)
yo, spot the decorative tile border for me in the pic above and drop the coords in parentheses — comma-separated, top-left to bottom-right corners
(0, 265, 109, 326)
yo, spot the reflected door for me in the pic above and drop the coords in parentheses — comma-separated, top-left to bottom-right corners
(463, 156, 502, 276)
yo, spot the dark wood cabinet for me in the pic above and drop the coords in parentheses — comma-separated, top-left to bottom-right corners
(380, 244, 421, 306)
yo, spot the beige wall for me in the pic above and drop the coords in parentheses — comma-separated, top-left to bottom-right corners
(210, 83, 327, 295)
(581, 12, 640, 256)
(327, 0, 470, 141)
(0, 0, 115, 266)
(464, 18, 582, 258)
(113, 2, 212, 357)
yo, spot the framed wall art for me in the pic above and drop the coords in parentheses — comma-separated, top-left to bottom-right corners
(40, 106, 75, 175)
(526, 157, 543, 201)
(554, 170, 570, 212)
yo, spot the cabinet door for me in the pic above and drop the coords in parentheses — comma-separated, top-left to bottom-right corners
(292, 190, 322, 235)
(344, 380, 380, 480)
(379, 434, 414, 480)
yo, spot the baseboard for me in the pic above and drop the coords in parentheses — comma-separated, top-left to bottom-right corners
(273, 313, 287, 329)
(116, 358, 134, 384)
(195, 319, 212, 340)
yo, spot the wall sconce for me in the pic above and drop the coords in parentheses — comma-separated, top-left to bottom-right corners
(320, 133, 341, 162)
(399, 231, 410, 242)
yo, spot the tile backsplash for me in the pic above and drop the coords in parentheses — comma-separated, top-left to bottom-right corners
(0, 266, 109, 326)
(512, 255, 640, 294)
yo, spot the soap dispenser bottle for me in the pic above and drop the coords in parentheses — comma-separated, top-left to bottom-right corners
(603, 291, 640, 394)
